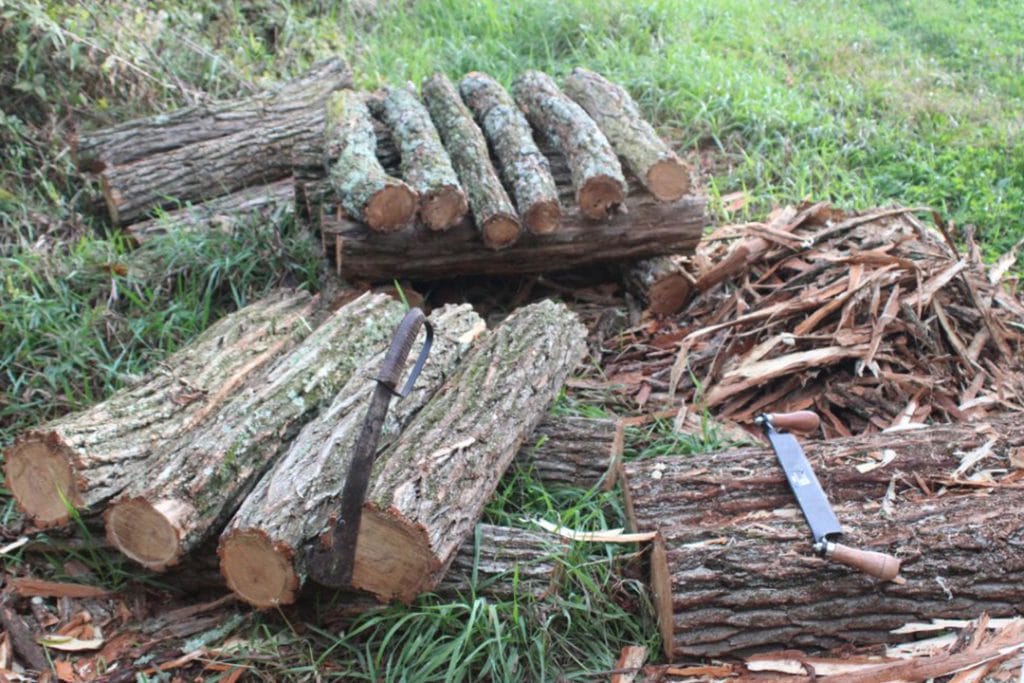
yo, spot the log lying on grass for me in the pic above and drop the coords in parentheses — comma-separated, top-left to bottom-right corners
(563, 68, 690, 201)
(326, 91, 418, 232)
(374, 84, 468, 231)
(513, 70, 626, 220)
(75, 57, 352, 172)
(622, 256, 692, 315)
(422, 73, 521, 249)
(219, 304, 485, 607)
(621, 415, 1024, 658)
(460, 72, 561, 234)
(514, 415, 618, 488)
(3, 291, 316, 527)
(104, 293, 405, 571)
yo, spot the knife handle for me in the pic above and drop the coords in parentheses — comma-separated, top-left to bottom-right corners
(820, 541, 902, 582)
(766, 411, 820, 433)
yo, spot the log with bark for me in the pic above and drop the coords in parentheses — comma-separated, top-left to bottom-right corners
(3, 291, 316, 527)
(514, 415, 618, 489)
(459, 72, 561, 234)
(562, 68, 690, 202)
(373, 84, 468, 231)
(622, 256, 693, 315)
(421, 73, 521, 249)
(326, 90, 418, 232)
(621, 414, 1024, 659)
(104, 292, 406, 571)
(74, 57, 352, 172)
(512, 70, 626, 220)
(219, 304, 485, 608)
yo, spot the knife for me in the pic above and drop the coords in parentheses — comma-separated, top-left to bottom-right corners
(755, 411, 902, 582)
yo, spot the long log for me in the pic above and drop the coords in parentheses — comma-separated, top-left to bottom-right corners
(621, 416, 1024, 659)
(219, 304, 485, 608)
(324, 300, 587, 603)
(421, 73, 521, 249)
(3, 291, 316, 527)
(373, 84, 467, 231)
(622, 256, 693, 315)
(75, 58, 352, 172)
(459, 72, 561, 234)
(563, 68, 690, 202)
(513, 70, 625, 220)
(104, 293, 406, 571)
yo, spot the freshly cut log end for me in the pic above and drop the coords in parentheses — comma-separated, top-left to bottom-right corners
(578, 174, 625, 220)
(523, 200, 561, 235)
(104, 497, 188, 571)
(219, 531, 299, 608)
(645, 272, 690, 315)
(420, 185, 469, 231)
(363, 182, 418, 232)
(646, 160, 690, 202)
(481, 214, 522, 249)
(624, 256, 692, 315)
(348, 509, 441, 603)
(3, 436, 80, 527)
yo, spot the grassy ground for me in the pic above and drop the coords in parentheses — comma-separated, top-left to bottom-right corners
(1, 0, 1023, 679)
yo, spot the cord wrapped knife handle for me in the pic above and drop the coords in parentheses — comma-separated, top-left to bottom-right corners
(378, 308, 433, 398)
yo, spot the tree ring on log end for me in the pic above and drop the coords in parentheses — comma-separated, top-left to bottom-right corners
(481, 215, 522, 250)
(646, 161, 691, 202)
(420, 186, 468, 231)
(363, 184, 417, 232)
(647, 273, 691, 315)
(4, 437, 80, 526)
(220, 531, 299, 608)
(577, 175, 625, 219)
(351, 511, 441, 603)
(523, 201, 562, 235)
(105, 498, 184, 571)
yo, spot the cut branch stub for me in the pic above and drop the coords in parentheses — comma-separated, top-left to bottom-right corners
(421, 73, 521, 249)
(512, 70, 626, 220)
(459, 72, 561, 234)
(326, 90, 417, 232)
(3, 290, 316, 527)
(563, 67, 690, 201)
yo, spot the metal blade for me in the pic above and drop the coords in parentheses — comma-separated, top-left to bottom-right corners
(764, 427, 843, 543)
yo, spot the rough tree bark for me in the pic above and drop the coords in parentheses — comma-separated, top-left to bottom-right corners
(459, 72, 561, 234)
(514, 415, 618, 489)
(622, 256, 693, 315)
(104, 293, 406, 571)
(75, 58, 352, 172)
(563, 68, 690, 201)
(218, 304, 485, 608)
(372, 84, 468, 231)
(421, 73, 521, 249)
(512, 70, 626, 220)
(3, 291, 316, 527)
(326, 90, 418, 232)
(621, 416, 1024, 659)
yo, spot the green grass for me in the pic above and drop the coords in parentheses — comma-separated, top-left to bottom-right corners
(1, 0, 1023, 679)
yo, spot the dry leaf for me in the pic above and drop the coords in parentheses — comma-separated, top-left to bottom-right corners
(37, 635, 104, 652)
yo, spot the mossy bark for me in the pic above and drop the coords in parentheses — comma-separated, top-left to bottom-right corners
(104, 293, 406, 571)
(622, 256, 692, 315)
(563, 68, 690, 202)
(218, 304, 484, 608)
(326, 91, 418, 232)
(421, 73, 521, 249)
(513, 70, 626, 219)
(3, 291, 316, 527)
(75, 58, 351, 172)
(459, 72, 561, 234)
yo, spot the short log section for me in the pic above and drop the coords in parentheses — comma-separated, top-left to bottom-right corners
(622, 256, 693, 315)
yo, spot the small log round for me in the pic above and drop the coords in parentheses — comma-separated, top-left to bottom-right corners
(623, 256, 692, 315)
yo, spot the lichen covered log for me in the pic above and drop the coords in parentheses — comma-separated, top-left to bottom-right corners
(563, 68, 690, 201)
(3, 291, 316, 527)
(104, 293, 406, 571)
(513, 70, 625, 219)
(421, 73, 521, 249)
(622, 256, 692, 315)
(326, 91, 417, 232)
(459, 72, 561, 234)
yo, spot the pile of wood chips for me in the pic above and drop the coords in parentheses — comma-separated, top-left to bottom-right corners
(606, 203, 1024, 438)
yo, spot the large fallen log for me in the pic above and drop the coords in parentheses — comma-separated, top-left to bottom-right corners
(104, 293, 406, 571)
(513, 70, 626, 220)
(74, 58, 351, 172)
(219, 304, 485, 608)
(621, 415, 1024, 659)
(3, 291, 316, 527)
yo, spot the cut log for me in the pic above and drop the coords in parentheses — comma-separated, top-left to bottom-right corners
(104, 293, 406, 571)
(373, 84, 467, 231)
(621, 415, 1024, 658)
(321, 300, 586, 602)
(459, 72, 561, 234)
(563, 68, 690, 202)
(125, 179, 294, 243)
(326, 90, 418, 232)
(3, 291, 316, 527)
(74, 57, 352, 172)
(421, 73, 521, 249)
(512, 70, 626, 220)
(515, 415, 617, 489)
(219, 304, 485, 608)
(622, 256, 693, 315)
